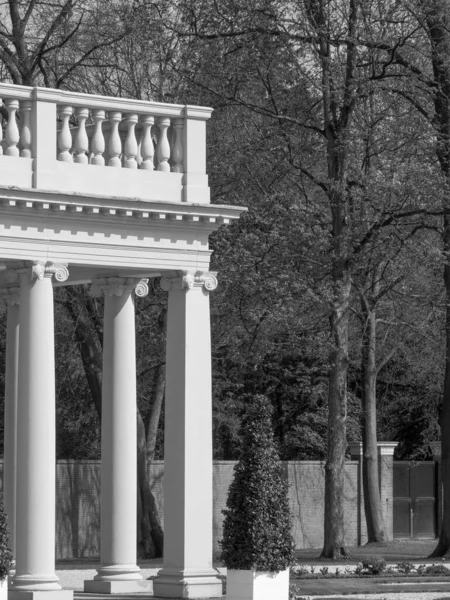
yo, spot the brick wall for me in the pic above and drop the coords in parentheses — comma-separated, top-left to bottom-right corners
(56, 460, 101, 559)
(0, 452, 402, 559)
(51, 459, 362, 559)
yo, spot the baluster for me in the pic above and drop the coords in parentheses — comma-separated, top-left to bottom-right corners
(0, 99, 3, 156)
(91, 109, 106, 166)
(156, 117, 171, 172)
(58, 105, 73, 162)
(20, 100, 32, 158)
(107, 111, 122, 168)
(139, 115, 154, 170)
(124, 113, 138, 169)
(74, 107, 89, 164)
(172, 118, 184, 173)
(5, 99, 20, 157)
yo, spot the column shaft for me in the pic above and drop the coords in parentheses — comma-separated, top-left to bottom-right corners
(154, 273, 222, 599)
(85, 279, 145, 594)
(12, 272, 61, 594)
(4, 294, 19, 560)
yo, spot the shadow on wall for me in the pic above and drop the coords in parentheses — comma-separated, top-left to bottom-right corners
(0, 459, 363, 559)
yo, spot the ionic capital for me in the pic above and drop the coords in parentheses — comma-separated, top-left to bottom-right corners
(160, 270, 218, 292)
(0, 287, 20, 306)
(5, 262, 69, 283)
(90, 277, 149, 298)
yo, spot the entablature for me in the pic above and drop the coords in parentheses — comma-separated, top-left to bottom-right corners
(0, 186, 245, 274)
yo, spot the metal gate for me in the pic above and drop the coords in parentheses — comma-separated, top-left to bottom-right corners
(393, 462, 437, 539)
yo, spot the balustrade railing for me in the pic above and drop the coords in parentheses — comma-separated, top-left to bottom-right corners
(0, 84, 212, 203)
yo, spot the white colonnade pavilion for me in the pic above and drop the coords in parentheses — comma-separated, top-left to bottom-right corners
(0, 83, 244, 600)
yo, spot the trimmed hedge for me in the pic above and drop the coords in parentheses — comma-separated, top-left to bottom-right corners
(0, 500, 12, 581)
(220, 395, 295, 571)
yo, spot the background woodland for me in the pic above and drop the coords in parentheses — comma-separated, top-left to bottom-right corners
(0, 0, 449, 558)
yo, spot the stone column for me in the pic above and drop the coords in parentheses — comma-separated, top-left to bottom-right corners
(377, 442, 398, 541)
(1, 286, 20, 562)
(84, 277, 149, 594)
(430, 441, 442, 533)
(348, 442, 367, 545)
(9, 262, 72, 600)
(153, 271, 222, 599)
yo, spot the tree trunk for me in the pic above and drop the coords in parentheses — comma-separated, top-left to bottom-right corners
(146, 363, 165, 463)
(430, 259, 450, 557)
(360, 299, 386, 542)
(422, 1, 450, 557)
(321, 270, 351, 559)
(137, 409, 164, 558)
(60, 288, 103, 418)
(317, 0, 358, 556)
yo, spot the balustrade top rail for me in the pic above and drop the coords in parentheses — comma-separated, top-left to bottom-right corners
(0, 83, 213, 204)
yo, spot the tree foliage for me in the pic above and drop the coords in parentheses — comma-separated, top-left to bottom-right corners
(0, 0, 449, 557)
(0, 498, 12, 582)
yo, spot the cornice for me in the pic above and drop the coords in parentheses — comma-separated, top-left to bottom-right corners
(0, 186, 246, 229)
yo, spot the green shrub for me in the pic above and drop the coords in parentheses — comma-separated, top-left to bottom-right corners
(0, 500, 12, 582)
(396, 560, 415, 574)
(220, 395, 295, 571)
(423, 564, 450, 576)
(360, 556, 386, 575)
(416, 564, 427, 575)
(290, 566, 309, 578)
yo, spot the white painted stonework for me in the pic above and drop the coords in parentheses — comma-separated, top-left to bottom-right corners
(226, 569, 290, 600)
(0, 81, 245, 600)
(0, 579, 7, 600)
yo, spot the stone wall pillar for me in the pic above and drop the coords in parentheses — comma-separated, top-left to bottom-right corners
(348, 442, 367, 545)
(10, 262, 72, 600)
(377, 442, 398, 541)
(84, 278, 149, 594)
(430, 441, 442, 534)
(1, 287, 20, 561)
(153, 271, 222, 599)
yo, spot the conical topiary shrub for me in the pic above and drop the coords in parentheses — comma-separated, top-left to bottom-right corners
(0, 500, 12, 582)
(220, 395, 295, 572)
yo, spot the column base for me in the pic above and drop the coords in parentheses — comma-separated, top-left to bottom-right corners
(9, 592, 73, 600)
(84, 580, 153, 594)
(153, 569, 223, 598)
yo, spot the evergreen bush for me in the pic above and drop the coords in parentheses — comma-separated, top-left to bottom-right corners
(0, 500, 12, 582)
(220, 395, 295, 571)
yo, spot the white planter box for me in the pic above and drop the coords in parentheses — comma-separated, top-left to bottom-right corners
(0, 578, 7, 600)
(226, 568, 289, 600)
